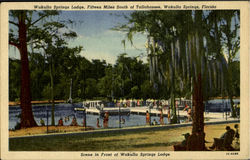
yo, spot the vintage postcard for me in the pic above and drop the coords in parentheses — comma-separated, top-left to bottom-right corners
(0, 1, 249, 159)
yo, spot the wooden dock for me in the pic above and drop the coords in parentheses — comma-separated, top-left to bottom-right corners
(86, 107, 130, 116)
(130, 107, 187, 117)
(84, 106, 188, 117)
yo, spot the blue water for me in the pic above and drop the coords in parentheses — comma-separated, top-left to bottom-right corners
(9, 99, 239, 129)
(205, 99, 240, 112)
(9, 103, 169, 130)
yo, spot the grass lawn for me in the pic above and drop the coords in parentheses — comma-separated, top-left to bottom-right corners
(9, 123, 239, 151)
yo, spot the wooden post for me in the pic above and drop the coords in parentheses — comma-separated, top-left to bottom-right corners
(83, 109, 86, 129)
(119, 105, 121, 128)
(46, 109, 48, 134)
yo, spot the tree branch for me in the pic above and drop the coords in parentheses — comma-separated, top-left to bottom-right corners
(28, 14, 48, 28)
(9, 41, 20, 49)
(9, 20, 19, 27)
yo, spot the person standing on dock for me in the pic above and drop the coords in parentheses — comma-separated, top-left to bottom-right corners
(160, 109, 164, 125)
(96, 118, 100, 128)
(137, 99, 140, 106)
(103, 112, 109, 128)
(100, 103, 104, 111)
(167, 107, 171, 123)
(146, 110, 150, 125)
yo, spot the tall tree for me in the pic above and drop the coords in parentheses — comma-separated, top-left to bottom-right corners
(204, 10, 240, 115)
(116, 10, 239, 150)
(9, 10, 59, 128)
(220, 10, 240, 117)
(31, 21, 79, 125)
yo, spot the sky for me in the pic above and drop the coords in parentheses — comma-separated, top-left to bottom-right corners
(9, 11, 148, 64)
(9, 10, 240, 64)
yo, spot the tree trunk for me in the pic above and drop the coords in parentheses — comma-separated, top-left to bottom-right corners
(170, 41, 177, 124)
(229, 95, 236, 117)
(50, 56, 55, 126)
(228, 63, 237, 118)
(187, 73, 205, 151)
(18, 11, 37, 128)
(171, 92, 177, 124)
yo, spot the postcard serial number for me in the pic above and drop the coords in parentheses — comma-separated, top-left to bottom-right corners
(226, 152, 239, 155)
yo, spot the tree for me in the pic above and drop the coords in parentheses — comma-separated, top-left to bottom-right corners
(29, 52, 47, 100)
(98, 65, 115, 98)
(204, 10, 240, 115)
(115, 11, 192, 123)
(116, 10, 239, 150)
(32, 26, 79, 125)
(220, 11, 240, 117)
(72, 56, 92, 100)
(9, 10, 59, 128)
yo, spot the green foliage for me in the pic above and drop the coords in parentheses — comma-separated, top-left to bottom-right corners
(9, 52, 153, 101)
(140, 80, 153, 99)
(114, 10, 240, 128)
(41, 84, 51, 100)
(85, 78, 98, 99)
(9, 10, 240, 105)
(9, 59, 21, 101)
(231, 61, 240, 96)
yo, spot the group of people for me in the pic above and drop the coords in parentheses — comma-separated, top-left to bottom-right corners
(145, 102, 192, 125)
(115, 99, 145, 108)
(96, 112, 126, 128)
(174, 124, 239, 151)
(209, 124, 239, 150)
(58, 116, 78, 126)
(146, 109, 165, 125)
(39, 116, 79, 127)
(114, 99, 170, 108)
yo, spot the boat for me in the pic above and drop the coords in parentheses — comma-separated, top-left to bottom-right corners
(80, 100, 130, 116)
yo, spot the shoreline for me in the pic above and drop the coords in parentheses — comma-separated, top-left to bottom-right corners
(9, 100, 66, 107)
(9, 100, 66, 106)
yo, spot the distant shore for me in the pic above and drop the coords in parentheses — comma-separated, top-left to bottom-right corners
(9, 100, 65, 106)
(8, 96, 240, 106)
